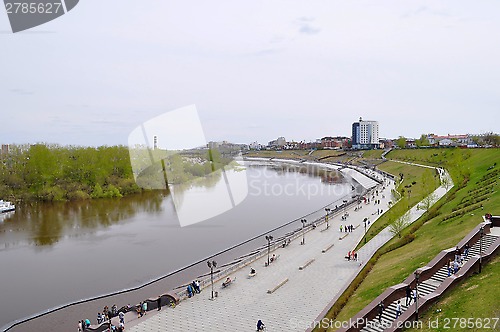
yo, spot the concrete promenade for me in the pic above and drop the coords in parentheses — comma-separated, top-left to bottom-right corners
(124, 162, 453, 332)
(125, 177, 396, 332)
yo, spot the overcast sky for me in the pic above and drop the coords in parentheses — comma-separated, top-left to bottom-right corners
(1, 1, 499, 147)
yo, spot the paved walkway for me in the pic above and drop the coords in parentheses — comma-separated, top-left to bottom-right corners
(125, 162, 453, 332)
(125, 176, 395, 331)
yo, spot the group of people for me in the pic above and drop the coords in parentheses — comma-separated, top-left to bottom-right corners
(340, 224, 354, 232)
(447, 244, 470, 276)
(187, 280, 201, 297)
(405, 284, 418, 307)
(346, 250, 358, 261)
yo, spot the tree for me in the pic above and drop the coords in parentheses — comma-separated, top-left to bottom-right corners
(418, 192, 437, 213)
(396, 136, 407, 149)
(389, 211, 411, 238)
(483, 132, 500, 147)
(415, 134, 430, 148)
(441, 175, 452, 190)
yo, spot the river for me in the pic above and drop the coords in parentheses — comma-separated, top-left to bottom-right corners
(0, 161, 358, 330)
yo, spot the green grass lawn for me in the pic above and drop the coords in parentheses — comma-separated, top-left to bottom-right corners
(318, 148, 499, 331)
(355, 160, 440, 247)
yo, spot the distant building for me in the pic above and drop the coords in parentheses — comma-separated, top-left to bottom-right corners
(427, 134, 472, 147)
(1, 144, 9, 156)
(268, 136, 286, 148)
(249, 141, 264, 150)
(352, 117, 380, 149)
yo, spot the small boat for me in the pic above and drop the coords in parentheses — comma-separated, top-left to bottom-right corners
(0, 200, 15, 213)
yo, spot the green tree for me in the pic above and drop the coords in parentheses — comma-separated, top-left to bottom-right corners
(396, 136, 407, 149)
(415, 134, 430, 148)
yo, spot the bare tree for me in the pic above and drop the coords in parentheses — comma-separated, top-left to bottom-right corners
(418, 192, 438, 212)
(389, 211, 411, 238)
(441, 175, 452, 190)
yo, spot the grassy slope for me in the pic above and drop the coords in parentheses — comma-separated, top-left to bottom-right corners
(355, 160, 440, 246)
(324, 148, 499, 331)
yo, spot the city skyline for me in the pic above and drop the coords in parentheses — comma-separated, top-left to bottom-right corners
(1, 1, 499, 146)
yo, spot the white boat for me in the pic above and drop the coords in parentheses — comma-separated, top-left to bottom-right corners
(0, 200, 15, 213)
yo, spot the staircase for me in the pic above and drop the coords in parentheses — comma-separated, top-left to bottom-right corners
(360, 233, 498, 331)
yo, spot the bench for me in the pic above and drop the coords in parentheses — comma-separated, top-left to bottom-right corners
(322, 243, 334, 253)
(267, 278, 289, 294)
(299, 258, 315, 270)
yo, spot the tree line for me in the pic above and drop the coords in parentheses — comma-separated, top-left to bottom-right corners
(0, 144, 141, 201)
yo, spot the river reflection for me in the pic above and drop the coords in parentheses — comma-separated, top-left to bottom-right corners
(0, 191, 166, 249)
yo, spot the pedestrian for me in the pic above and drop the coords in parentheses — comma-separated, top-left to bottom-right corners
(119, 310, 125, 324)
(347, 251, 351, 261)
(412, 288, 417, 304)
(192, 280, 198, 293)
(142, 301, 148, 315)
(84, 319, 91, 329)
(97, 312, 103, 324)
(354, 251, 358, 261)
(118, 322, 125, 332)
(157, 295, 162, 311)
(195, 280, 201, 293)
(81, 320, 86, 331)
(453, 260, 459, 274)
(137, 303, 143, 318)
(395, 300, 402, 319)
(340, 225, 343, 232)
(187, 284, 193, 297)
(405, 285, 412, 306)
(111, 304, 117, 316)
(464, 243, 470, 257)
(447, 259, 452, 277)
(377, 301, 384, 323)
(78, 321, 82, 332)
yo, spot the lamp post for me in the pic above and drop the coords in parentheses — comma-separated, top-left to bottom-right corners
(301, 219, 307, 245)
(207, 260, 217, 300)
(414, 270, 420, 321)
(479, 226, 484, 273)
(325, 208, 331, 229)
(363, 217, 368, 244)
(265, 235, 273, 266)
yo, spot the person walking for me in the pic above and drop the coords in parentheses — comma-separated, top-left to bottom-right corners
(157, 295, 162, 311)
(142, 301, 148, 315)
(395, 300, 402, 319)
(257, 319, 265, 331)
(119, 310, 125, 324)
(405, 285, 412, 306)
(377, 301, 384, 323)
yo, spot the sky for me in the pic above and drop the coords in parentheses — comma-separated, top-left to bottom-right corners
(1, 1, 499, 147)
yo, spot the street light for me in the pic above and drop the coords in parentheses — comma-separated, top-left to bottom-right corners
(265, 235, 274, 266)
(414, 270, 420, 321)
(363, 217, 368, 244)
(207, 260, 217, 300)
(301, 219, 307, 245)
(325, 208, 331, 229)
(479, 226, 484, 273)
